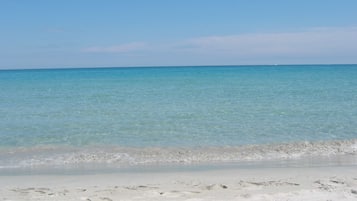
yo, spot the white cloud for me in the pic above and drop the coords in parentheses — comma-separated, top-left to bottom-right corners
(179, 27, 357, 59)
(79, 27, 357, 66)
(82, 42, 148, 53)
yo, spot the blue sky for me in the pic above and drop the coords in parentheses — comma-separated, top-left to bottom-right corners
(1, 0, 357, 69)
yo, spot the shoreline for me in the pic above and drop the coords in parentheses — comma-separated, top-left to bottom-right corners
(1, 153, 357, 176)
(1, 139, 356, 200)
(1, 139, 356, 171)
(1, 165, 357, 200)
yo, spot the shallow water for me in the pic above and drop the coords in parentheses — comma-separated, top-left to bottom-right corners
(0, 65, 357, 171)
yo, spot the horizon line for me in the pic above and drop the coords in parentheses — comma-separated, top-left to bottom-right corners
(1, 63, 357, 71)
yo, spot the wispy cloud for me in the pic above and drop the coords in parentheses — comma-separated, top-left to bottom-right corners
(82, 42, 148, 53)
(180, 27, 357, 59)
(79, 27, 357, 65)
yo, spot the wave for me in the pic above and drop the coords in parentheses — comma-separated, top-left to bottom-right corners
(0, 139, 357, 169)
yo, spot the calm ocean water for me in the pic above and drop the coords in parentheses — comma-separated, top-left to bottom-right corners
(0, 65, 357, 169)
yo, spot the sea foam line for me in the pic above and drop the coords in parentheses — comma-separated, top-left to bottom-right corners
(0, 139, 356, 169)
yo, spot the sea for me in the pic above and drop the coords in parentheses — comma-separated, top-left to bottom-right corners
(0, 65, 357, 173)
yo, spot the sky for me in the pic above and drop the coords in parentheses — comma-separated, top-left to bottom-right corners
(1, 0, 357, 69)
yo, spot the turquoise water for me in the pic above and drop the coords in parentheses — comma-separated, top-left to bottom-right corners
(0, 66, 357, 147)
(1, 65, 357, 148)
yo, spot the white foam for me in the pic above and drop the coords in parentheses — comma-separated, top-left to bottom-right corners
(0, 139, 356, 169)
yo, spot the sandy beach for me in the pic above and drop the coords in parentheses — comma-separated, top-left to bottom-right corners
(2, 0, 357, 200)
(1, 165, 357, 201)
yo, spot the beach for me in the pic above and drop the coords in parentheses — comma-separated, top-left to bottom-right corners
(2, 0, 357, 199)
(0, 140, 356, 200)
(1, 66, 357, 200)
(1, 164, 357, 201)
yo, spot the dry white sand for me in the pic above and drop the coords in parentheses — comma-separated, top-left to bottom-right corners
(1, 165, 357, 201)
